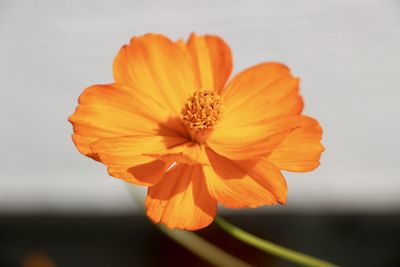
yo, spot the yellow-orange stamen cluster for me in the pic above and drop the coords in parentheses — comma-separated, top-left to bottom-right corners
(182, 90, 222, 133)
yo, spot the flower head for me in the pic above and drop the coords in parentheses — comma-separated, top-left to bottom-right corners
(69, 33, 324, 230)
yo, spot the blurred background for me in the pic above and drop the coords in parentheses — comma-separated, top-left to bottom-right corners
(1, 0, 400, 266)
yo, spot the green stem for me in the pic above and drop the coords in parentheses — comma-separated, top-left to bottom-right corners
(214, 216, 338, 267)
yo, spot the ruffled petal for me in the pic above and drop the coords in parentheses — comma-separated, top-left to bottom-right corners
(186, 33, 232, 92)
(68, 84, 169, 160)
(203, 148, 287, 208)
(208, 115, 310, 160)
(221, 62, 303, 127)
(90, 135, 186, 185)
(268, 116, 324, 172)
(113, 34, 197, 116)
(71, 134, 100, 161)
(146, 164, 217, 230)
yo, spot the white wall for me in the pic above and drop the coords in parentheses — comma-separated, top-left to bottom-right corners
(1, 0, 399, 213)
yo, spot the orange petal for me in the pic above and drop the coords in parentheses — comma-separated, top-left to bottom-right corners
(71, 134, 100, 161)
(105, 159, 172, 186)
(203, 148, 287, 208)
(186, 33, 232, 92)
(68, 84, 168, 159)
(268, 116, 324, 172)
(146, 142, 208, 166)
(208, 115, 309, 160)
(146, 164, 217, 230)
(245, 158, 288, 205)
(128, 160, 172, 186)
(221, 63, 303, 127)
(90, 135, 186, 185)
(113, 34, 197, 116)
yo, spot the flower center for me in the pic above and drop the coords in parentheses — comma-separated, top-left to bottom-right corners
(182, 90, 222, 140)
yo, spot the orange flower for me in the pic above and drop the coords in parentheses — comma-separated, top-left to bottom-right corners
(69, 33, 324, 230)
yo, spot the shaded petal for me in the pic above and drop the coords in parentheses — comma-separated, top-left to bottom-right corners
(187, 33, 232, 92)
(69, 84, 168, 159)
(90, 135, 186, 185)
(146, 164, 217, 230)
(128, 159, 172, 185)
(113, 34, 197, 116)
(268, 116, 324, 172)
(245, 158, 288, 204)
(208, 115, 309, 160)
(221, 62, 303, 127)
(203, 148, 287, 208)
(106, 158, 170, 186)
(146, 142, 208, 165)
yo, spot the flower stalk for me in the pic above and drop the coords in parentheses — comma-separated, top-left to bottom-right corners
(214, 216, 338, 267)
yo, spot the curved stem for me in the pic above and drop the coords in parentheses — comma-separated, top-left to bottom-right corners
(214, 216, 338, 267)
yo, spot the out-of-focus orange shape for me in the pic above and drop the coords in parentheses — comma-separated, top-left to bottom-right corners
(69, 33, 324, 230)
(23, 253, 56, 267)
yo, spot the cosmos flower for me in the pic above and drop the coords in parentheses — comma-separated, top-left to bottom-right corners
(69, 33, 324, 230)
